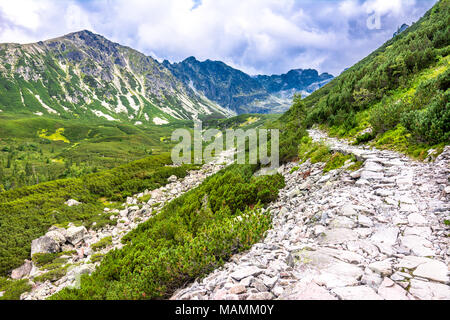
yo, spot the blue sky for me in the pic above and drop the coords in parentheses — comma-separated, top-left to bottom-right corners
(0, 0, 438, 75)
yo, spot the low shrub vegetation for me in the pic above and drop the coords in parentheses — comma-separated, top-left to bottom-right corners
(0, 153, 195, 276)
(91, 236, 113, 251)
(0, 277, 31, 300)
(50, 164, 285, 300)
(323, 153, 352, 173)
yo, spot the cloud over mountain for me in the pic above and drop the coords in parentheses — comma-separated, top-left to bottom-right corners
(0, 0, 437, 75)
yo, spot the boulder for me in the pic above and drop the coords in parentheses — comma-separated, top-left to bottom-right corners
(332, 285, 383, 300)
(126, 197, 137, 205)
(368, 259, 393, 276)
(168, 175, 178, 183)
(45, 229, 66, 246)
(409, 279, 450, 300)
(66, 264, 96, 282)
(377, 277, 409, 300)
(65, 226, 88, 245)
(65, 199, 81, 207)
(31, 236, 60, 256)
(413, 260, 449, 283)
(229, 285, 246, 294)
(280, 281, 337, 300)
(230, 267, 263, 281)
(11, 260, 32, 279)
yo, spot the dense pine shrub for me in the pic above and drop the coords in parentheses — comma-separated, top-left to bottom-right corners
(51, 164, 285, 300)
(0, 153, 194, 275)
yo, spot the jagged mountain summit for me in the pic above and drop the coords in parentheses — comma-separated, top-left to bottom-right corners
(0, 30, 332, 123)
(164, 57, 333, 114)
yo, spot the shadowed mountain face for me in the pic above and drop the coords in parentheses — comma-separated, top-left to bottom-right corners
(164, 57, 333, 114)
(0, 30, 332, 122)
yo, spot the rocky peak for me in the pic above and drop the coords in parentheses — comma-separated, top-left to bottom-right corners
(393, 23, 410, 38)
(165, 57, 334, 114)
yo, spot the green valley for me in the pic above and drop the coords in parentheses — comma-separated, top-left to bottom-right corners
(0, 113, 192, 190)
(0, 0, 448, 303)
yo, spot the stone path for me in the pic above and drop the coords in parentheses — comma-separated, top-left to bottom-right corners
(18, 149, 235, 300)
(171, 129, 450, 300)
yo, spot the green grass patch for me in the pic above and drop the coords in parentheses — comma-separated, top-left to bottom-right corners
(297, 136, 332, 164)
(91, 236, 113, 251)
(138, 194, 151, 203)
(34, 265, 69, 283)
(289, 166, 300, 174)
(323, 153, 352, 173)
(0, 277, 31, 300)
(32, 251, 75, 268)
(38, 128, 70, 143)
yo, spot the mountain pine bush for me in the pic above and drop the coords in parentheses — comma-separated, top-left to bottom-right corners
(51, 164, 285, 300)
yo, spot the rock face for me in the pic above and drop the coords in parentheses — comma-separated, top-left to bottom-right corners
(171, 129, 450, 301)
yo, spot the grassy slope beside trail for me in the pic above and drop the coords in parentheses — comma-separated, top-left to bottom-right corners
(51, 164, 285, 300)
(0, 152, 196, 276)
(280, 0, 449, 160)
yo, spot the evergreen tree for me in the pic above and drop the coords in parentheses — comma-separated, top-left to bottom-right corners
(6, 154, 12, 169)
(25, 162, 33, 177)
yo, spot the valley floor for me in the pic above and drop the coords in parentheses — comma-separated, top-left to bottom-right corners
(171, 130, 450, 300)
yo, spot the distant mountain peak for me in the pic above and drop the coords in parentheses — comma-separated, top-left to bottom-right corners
(0, 31, 234, 123)
(165, 57, 333, 114)
(0, 30, 333, 120)
(393, 23, 410, 38)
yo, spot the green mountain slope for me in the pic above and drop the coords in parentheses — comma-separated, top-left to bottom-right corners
(279, 0, 449, 160)
(0, 30, 233, 123)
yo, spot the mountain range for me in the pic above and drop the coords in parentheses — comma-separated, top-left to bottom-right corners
(0, 30, 333, 124)
(164, 57, 333, 114)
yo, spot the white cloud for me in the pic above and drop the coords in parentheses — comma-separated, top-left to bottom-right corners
(0, 0, 438, 75)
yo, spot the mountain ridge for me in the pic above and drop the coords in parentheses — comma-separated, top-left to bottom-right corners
(0, 30, 234, 124)
(0, 30, 333, 122)
(164, 56, 333, 114)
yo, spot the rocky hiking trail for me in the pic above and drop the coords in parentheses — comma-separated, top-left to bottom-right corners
(171, 129, 450, 300)
(14, 150, 235, 300)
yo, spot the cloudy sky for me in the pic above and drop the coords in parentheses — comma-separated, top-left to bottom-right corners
(0, 0, 438, 76)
